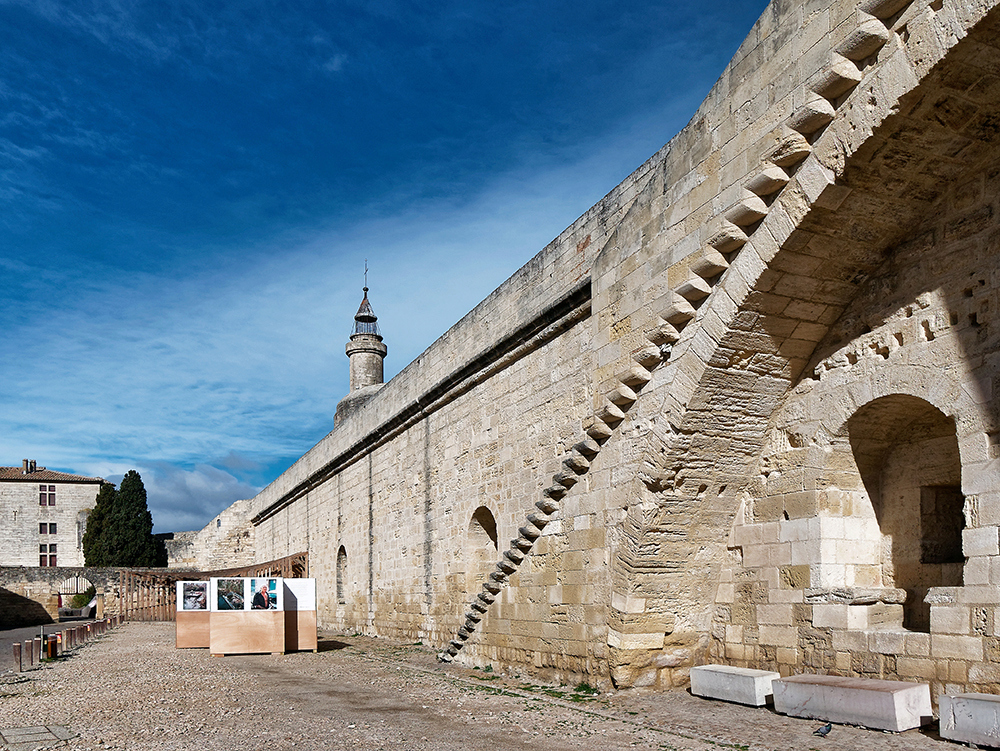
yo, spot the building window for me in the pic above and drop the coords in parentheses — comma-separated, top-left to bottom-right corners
(49, 523, 56, 534)
(40, 555, 47, 567)
(49, 555, 56, 567)
(39, 484, 55, 506)
(49, 544, 56, 553)
(39, 523, 47, 535)
(39, 544, 47, 554)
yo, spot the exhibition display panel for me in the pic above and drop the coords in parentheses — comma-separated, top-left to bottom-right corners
(174, 577, 317, 655)
(175, 581, 210, 649)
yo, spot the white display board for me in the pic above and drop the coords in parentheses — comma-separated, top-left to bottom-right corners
(209, 577, 284, 612)
(283, 578, 316, 611)
(177, 580, 209, 611)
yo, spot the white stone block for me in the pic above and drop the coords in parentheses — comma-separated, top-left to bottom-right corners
(940, 693, 1000, 748)
(772, 674, 932, 732)
(690, 665, 781, 706)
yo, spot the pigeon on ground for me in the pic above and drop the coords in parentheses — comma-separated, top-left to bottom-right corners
(813, 723, 832, 737)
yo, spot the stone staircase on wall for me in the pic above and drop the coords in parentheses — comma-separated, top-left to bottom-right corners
(439, 0, 916, 665)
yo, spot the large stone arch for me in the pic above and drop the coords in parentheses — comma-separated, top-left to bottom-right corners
(602, 1, 1000, 685)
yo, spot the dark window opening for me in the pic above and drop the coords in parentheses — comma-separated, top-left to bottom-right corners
(336, 546, 347, 604)
(921, 486, 965, 564)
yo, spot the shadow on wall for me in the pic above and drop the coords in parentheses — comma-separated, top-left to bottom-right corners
(0, 587, 54, 629)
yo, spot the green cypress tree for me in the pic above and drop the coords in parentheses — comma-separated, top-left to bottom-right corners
(82, 482, 117, 566)
(106, 470, 161, 567)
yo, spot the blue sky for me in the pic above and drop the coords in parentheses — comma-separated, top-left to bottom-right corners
(0, 0, 769, 533)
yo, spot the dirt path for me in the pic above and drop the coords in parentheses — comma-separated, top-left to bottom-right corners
(0, 622, 949, 750)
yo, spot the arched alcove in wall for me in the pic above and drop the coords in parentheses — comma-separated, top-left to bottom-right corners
(847, 395, 965, 631)
(336, 546, 347, 605)
(466, 506, 498, 598)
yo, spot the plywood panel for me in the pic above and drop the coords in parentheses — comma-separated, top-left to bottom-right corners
(209, 611, 284, 655)
(176, 611, 210, 649)
(284, 610, 317, 652)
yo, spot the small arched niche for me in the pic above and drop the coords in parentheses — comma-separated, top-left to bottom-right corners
(466, 506, 499, 597)
(336, 546, 348, 605)
(847, 394, 965, 631)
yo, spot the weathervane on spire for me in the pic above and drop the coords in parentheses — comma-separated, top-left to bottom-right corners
(364, 259, 368, 291)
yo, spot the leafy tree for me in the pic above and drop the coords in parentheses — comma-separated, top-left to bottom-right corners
(82, 481, 116, 566)
(83, 471, 167, 567)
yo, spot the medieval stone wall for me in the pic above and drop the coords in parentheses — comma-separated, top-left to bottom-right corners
(164, 499, 255, 571)
(190, 0, 1000, 694)
(716, 140, 1000, 698)
(255, 311, 602, 678)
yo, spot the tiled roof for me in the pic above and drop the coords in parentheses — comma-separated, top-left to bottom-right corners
(0, 467, 104, 483)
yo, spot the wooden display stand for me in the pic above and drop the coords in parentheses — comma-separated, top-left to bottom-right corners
(210, 611, 285, 656)
(176, 581, 211, 649)
(285, 610, 318, 652)
(283, 578, 318, 652)
(176, 577, 318, 655)
(175, 611, 210, 649)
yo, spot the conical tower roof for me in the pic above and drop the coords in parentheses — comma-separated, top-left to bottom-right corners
(352, 286, 381, 339)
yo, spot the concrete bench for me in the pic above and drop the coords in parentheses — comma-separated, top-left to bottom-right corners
(940, 693, 1000, 748)
(772, 674, 932, 732)
(690, 665, 781, 706)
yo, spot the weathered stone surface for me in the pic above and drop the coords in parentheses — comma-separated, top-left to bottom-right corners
(177, 0, 1000, 695)
(690, 665, 780, 706)
(773, 675, 932, 732)
(939, 693, 1000, 747)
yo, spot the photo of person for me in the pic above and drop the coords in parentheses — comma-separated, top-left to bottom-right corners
(182, 582, 207, 611)
(216, 579, 244, 610)
(251, 578, 277, 610)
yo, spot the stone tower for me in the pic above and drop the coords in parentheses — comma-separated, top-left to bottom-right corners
(335, 286, 387, 426)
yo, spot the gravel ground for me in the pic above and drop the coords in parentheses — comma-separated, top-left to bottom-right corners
(0, 622, 953, 751)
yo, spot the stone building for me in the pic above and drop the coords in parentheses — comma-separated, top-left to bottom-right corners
(196, 0, 1000, 699)
(0, 461, 103, 568)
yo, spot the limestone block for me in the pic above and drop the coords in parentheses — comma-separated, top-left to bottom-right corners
(808, 53, 862, 99)
(930, 605, 970, 635)
(745, 166, 789, 197)
(963, 526, 1000, 557)
(772, 674, 932, 732)
(812, 603, 848, 629)
(939, 694, 1000, 748)
(690, 664, 781, 706)
(932, 634, 984, 662)
(868, 630, 905, 655)
(836, 15, 891, 62)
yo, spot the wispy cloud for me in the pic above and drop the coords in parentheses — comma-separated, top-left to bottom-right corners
(0, 0, 771, 533)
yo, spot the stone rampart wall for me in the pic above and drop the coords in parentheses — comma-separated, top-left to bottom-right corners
(165, 499, 255, 571)
(202, 0, 1000, 693)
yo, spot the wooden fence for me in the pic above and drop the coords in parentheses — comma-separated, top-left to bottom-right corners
(118, 552, 308, 622)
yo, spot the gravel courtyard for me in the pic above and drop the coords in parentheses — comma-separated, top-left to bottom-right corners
(0, 622, 951, 750)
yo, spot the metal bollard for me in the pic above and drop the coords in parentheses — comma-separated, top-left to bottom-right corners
(32, 637, 41, 663)
(24, 641, 32, 666)
(13, 642, 21, 672)
(45, 636, 56, 659)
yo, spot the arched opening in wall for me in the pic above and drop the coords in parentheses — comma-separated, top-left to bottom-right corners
(466, 506, 498, 598)
(56, 576, 95, 617)
(847, 395, 965, 631)
(336, 546, 347, 605)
